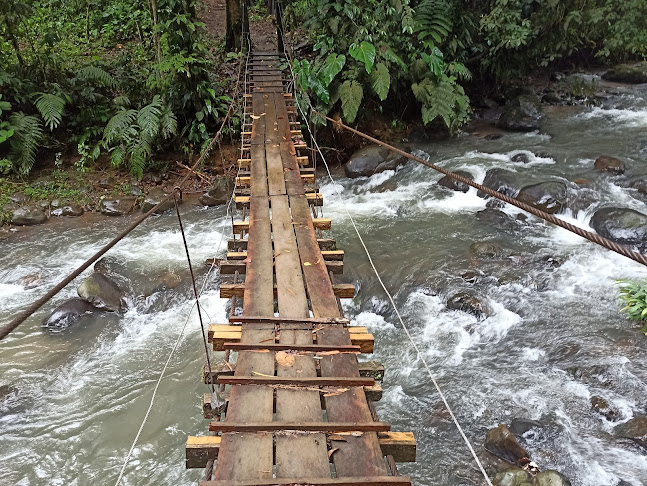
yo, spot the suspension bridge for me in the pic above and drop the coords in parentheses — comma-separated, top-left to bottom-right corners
(184, 50, 416, 485)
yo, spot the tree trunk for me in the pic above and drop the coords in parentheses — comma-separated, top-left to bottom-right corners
(225, 0, 245, 51)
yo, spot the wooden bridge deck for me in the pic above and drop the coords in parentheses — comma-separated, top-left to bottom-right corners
(186, 52, 415, 486)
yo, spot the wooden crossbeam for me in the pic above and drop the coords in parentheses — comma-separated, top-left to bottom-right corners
(208, 421, 391, 433)
(186, 431, 415, 467)
(222, 343, 361, 353)
(199, 477, 411, 486)
(219, 282, 355, 299)
(208, 325, 373, 352)
(232, 218, 331, 234)
(236, 173, 314, 186)
(228, 315, 347, 325)
(218, 259, 342, 275)
(202, 360, 385, 382)
(223, 249, 343, 261)
(200, 385, 383, 406)
(234, 193, 323, 207)
(227, 238, 337, 252)
(216, 376, 375, 387)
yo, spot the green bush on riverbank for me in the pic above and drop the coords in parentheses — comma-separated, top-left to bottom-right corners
(617, 280, 647, 334)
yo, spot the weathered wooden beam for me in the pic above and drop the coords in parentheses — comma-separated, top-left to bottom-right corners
(198, 477, 411, 486)
(201, 384, 383, 404)
(216, 376, 375, 387)
(208, 421, 391, 433)
(218, 259, 343, 275)
(222, 343, 361, 353)
(236, 173, 314, 186)
(208, 325, 373, 352)
(234, 193, 323, 208)
(202, 360, 384, 383)
(186, 431, 415, 468)
(219, 282, 355, 299)
(227, 238, 337, 252)
(232, 217, 331, 234)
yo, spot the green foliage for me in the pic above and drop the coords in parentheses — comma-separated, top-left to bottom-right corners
(349, 41, 376, 74)
(370, 63, 390, 101)
(339, 80, 363, 123)
(415, 0, 452, 44)
(8, 113, 43, 175)
(617, 279, 647, 334)
(34, 93, 66, 131)
(0, 95, 14, 144)
(102, 95, 177, 179)
(411, 76, 469, 131)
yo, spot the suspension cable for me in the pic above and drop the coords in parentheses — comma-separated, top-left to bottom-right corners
(276, 6, 494, 484)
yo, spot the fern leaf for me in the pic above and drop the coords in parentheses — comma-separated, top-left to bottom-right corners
(110, 145, 125, 168)
(159, 107, 178, 140)
(35, 93, 65, 131)
(414, 0, 453, 44)
(137, 96, 162, 141)
(78, 66, 117, 88)
(339, 80, 363, 123)
(8, 113, 43, 175)
(446, 62, 472, 81)
(104, 109, 137, 145)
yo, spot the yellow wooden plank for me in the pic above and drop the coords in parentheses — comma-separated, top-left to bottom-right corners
(233, 217, 330, 235)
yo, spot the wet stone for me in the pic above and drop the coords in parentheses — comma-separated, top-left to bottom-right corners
(516, 181, 568, 214)
(615, 415, 647, 449)
(484, 424, 531, 465)
(438, 170, 473, 193)
(446, 292, 491, 318)
(100, 197, 137, 216)
(470, 241, 503, 259)
(12, 206, 47, 226)
(590, 395, 619, 421)
(594, 156, 625, 175)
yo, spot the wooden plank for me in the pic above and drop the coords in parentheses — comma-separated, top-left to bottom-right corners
(227, 238, 337, 252)
(228, 314, 345, 324)
(241, 196, 274, 315)
(288, 195, 340, 317)
(235, 193, 322, 207)
(271, 194, 308, 316)
(250, 93, 268, 197)
(209, 422, 391, 433)
(209, 324, 368, 336)
(219, 259, 342, 275)
(216, 376, 375, 387)
(223, 342, 360, 352)
(220, 282, 355, 299)
(186, 431, 415, 468)
(202, 360, 384, 382)
(264, 95, 287, 196)
(317, 325, 387, 477)
(199, 477, 411, 486)
(233, 217, 330, 234)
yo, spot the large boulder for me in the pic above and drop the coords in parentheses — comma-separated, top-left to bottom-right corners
(516, 181, 568, 214)
(484, 424, 531, 465)
(594, 156, 625, 175)
(446, 292, 491, 318)
(100, 197, 137, 216)
(477, 208, 515, 226)
(141, 187, 177, 214)
(42, 298, 95, 330)
(497, 94, 542, 132)
(344, 145, 407, 178)
(534, 471, 571, 486)
(477, 169, 519, 198)
(438, 170, 473, 193)
(200, 178, 234, 206)
(77, 273, 126, 312)
(493, 468, 532, 486)
(602, 64, 647, 84)
(590, 207, 647, 250)
(628, 177, 647, 195)
(12, 206, 47, 226)
(470, 241, 503, 259)
(615, 415, 647, 449)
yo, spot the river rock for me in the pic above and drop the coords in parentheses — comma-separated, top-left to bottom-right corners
(77, 273, 126, 312)
(344, 145, 407, 178)
(152, 272, 182, 292)
(478, 169, 519, 198)
(615, 415, 647, 449)
(628, 177, 647, 195)
(534, 471, 571, 486)
(516, 181, 568, 214)
(62, 205, 84, 217)
(542, 91, 563, 105)
(509, 418, 544, 437)
(470, 241, 503, 259)
(446, 292, 490, 318)
(477, 208, 515, 226)
(11, 206, 47, 226)
(511, 152, 531, 164)
(590, 395, 619, 421)
(602, 63, 647, 84)
(42, 298, 96, 330)
(100, 197, 137, 216)
(200, 178, 234, 206)
(141, 187, 176, 214)
(19, 273, 43, 289)
(98, 176, 114, 189)
(438, 170, 473, 192)
(497, 93, 542, 132)
(485, 424, 531, 465)
(590, 207, 647, 250)
(493, 467, 532, 486)
(594, 156, 625, 175)
(10, 192, 27, 203)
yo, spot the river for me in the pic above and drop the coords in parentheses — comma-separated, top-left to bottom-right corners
(1, 76, 647, 485)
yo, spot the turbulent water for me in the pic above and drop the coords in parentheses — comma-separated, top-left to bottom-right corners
(2, 77, 647, 485)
